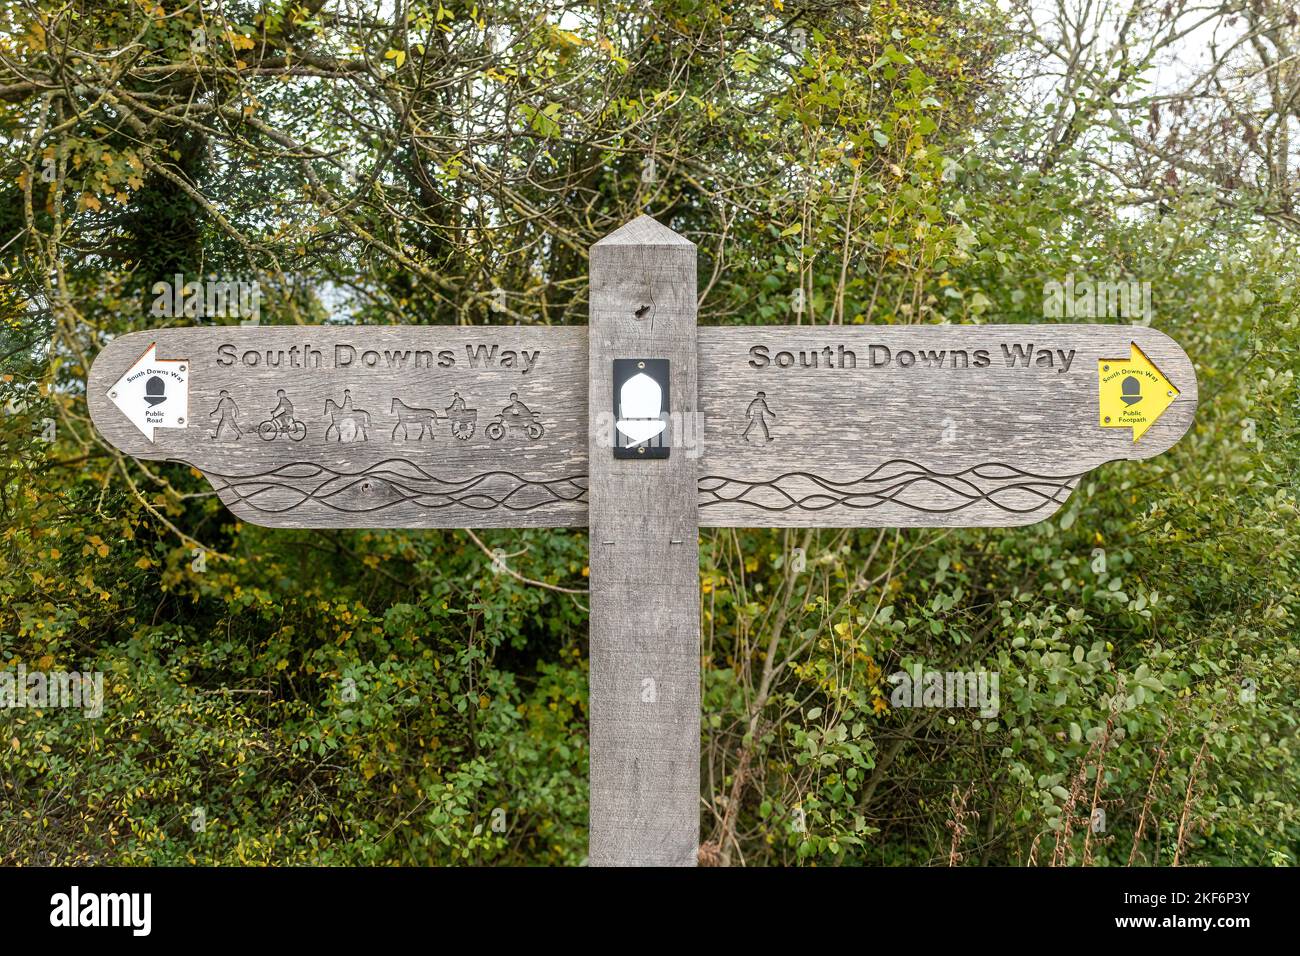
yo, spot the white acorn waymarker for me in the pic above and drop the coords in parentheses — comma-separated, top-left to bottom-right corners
(615, 371, 665, 443)
(107, 342, 189, 441)
(85, 216, 1199, 868)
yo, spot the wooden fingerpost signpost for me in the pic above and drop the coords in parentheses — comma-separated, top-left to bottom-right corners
(588, 218, 701, 866)
(88, 216, 1198, 867)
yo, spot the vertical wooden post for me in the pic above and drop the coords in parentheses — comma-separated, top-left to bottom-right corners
(588, 215, 700, 866)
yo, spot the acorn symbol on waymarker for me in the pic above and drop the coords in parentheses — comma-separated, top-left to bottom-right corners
(616, 372, 666, 444)
(144, 375, 167, 406)
(1120, 375, 1142, 405)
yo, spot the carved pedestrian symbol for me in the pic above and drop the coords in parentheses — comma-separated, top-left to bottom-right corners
(324, 389, 370, 443)
(88, 215, 1200, 869)
(742, 390, 776, 443)
(258, 389, 306, 441)
(208, 389, 242, 441)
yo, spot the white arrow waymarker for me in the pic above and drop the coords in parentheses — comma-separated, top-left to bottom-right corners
(107, 342, 190, 441)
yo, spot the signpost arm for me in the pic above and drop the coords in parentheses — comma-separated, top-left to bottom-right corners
(588, 216, 700, 866)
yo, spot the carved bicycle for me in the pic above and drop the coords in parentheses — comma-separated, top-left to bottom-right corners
(257, 415, 306, 442)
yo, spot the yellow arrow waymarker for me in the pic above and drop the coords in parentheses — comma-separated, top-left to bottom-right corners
(1098, 342, 1179, 442)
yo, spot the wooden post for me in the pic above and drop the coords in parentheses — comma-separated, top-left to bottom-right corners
(87, 219, 1199, 869)
(587, 216, 700, 866)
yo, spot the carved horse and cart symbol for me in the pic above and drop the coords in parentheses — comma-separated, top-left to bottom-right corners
(390, 398, 440, 441)
(444, 392, 478, 440)
(389, 393, 480, 441)
(387, 393, 543, 443)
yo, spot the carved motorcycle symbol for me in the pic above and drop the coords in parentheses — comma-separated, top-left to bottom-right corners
(485, 393, 544, 441)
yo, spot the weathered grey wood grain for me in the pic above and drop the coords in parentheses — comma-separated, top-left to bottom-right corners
(87, 327, 589, 528)
(88, 323, 1197, 532)
(84, 223, 1202, 871)
(694, 325, 1197, 526)
(587, 215, 701, 866)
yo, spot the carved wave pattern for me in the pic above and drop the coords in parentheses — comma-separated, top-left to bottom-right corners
(203, 459, 588, 515)
(698, 460, 1084, 515)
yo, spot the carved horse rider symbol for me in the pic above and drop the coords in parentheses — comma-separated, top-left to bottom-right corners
(324, 389, 370, 442)
(390, 398, 439, 441)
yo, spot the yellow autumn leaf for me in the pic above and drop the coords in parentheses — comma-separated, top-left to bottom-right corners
(385, 48, 406, 68)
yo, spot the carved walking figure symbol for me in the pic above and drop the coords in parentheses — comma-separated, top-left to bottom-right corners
(486, 391, 544, 441)
(324, 389, 370, 443)
(445, 391, 478, 440)
(208, 389, 242, 441)
(390, 398, 438, 441)
(742, 390, 776, 443)
(258, 388, 306, 441)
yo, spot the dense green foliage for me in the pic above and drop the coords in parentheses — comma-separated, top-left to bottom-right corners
(0, 0, 1295, 865)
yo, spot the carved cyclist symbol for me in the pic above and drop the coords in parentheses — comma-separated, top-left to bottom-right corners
(258, 389, 306, 441)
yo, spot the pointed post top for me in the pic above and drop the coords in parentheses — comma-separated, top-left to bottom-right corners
(593, 214, 694, 248)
